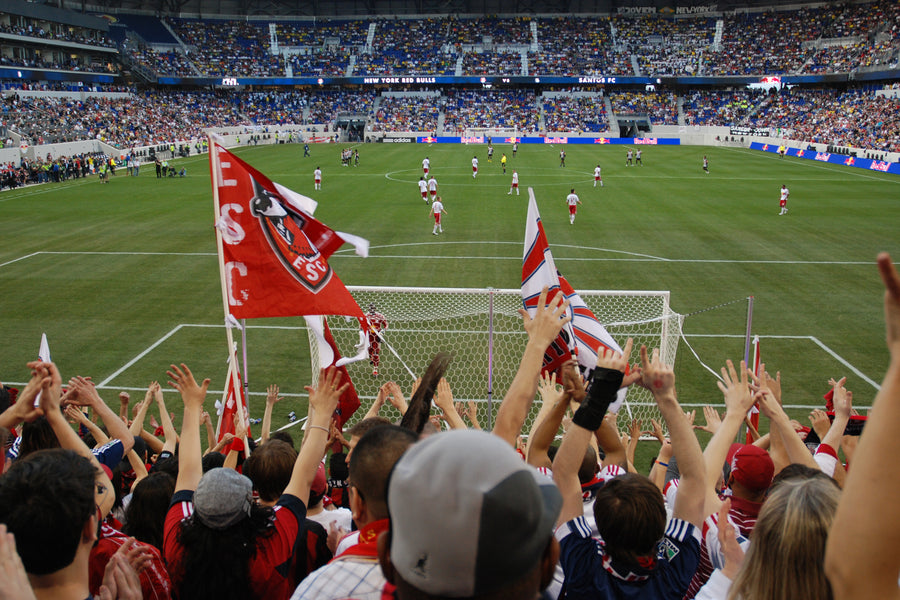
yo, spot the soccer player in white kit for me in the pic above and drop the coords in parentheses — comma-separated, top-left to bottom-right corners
(594, 165, 603, 187)
(423, 157, 430, 176)
(472, 156, 478, 178)
(508, 171, 519, 195)
(779, 184, 790, 215)
(418, 176, 428, 202)
(566, 189, 582, 224)
(427, 175, 438, 201)
(431, 196, 448, 234)
(314, 167, 322, 190)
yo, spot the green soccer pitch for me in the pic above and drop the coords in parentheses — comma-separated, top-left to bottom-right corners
(1, 141, 898, 458)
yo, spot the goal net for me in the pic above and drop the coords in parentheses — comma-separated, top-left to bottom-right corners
(308, 286, 682, 434)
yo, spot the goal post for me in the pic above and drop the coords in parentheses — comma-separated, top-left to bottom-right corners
(308, 286, 683, 433)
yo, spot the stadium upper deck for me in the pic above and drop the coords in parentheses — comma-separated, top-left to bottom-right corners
(2, 2, 898, 82)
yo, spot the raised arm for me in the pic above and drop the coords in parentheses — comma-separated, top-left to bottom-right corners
(553, 340, 631, 525)
(31, 361, 116, 518)
(434, 378, 466, 430)
(641, 346, 706, 528)
(66, 376, 134, 454)
(260, 383, 283, 442)
(525, 371, 563, 459)
(826, 253, 900, 600)
(167, 363, 210, 493)
(494, 287, 570, 447)
(527, 362, 581, 469)
(757, 389, 818, 470)
(154, 384, 179, 454)
(701, 359, 756, 515)
(283, 367, 346, 504)
(65, 405, 109, 447)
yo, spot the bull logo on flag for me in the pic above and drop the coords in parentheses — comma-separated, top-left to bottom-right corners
(249, 179, 332, 292)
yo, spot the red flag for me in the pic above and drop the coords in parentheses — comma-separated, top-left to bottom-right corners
(216, 357, 252, 445)
(210, 139, 367, 320)
(305, 315, 361, 427)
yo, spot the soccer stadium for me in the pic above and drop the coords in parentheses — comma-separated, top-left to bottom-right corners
(1, 1, 899, 598)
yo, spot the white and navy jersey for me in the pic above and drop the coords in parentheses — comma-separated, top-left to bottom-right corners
(557, 515, 701, 600)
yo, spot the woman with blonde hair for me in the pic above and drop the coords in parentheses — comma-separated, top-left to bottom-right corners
(696, 470, 841, 600)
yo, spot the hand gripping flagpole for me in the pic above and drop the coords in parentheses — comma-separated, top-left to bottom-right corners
(210, 134, 251, 455)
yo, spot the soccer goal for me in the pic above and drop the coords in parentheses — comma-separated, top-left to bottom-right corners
(463, 128, 519, 141)
(308, 286, 683, 434)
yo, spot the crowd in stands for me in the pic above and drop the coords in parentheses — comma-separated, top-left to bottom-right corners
(531, 17, 633, 76)
(442, 89, 540, 133)
(462, 51, 522, 76)
(751, 87, 900, 152)
(682, 89, 759, 126)
(370, 96, 439, 132)
(3, 4, 900, 81)
(3, 257, 900, 600)
(1, 90, 246, 147)
(1, 84, 897, 151)
(168, 18, 279, 77)
(288, 51, 349, 77)
(361, 19, 456, 76)
(275, 19, 369, 47)
(543, 96, 608, 133)
(0, 21, 115, 48)
(610, 91, 679, 126)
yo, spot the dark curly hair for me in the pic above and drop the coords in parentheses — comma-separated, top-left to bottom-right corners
(173, 503, 275, 600)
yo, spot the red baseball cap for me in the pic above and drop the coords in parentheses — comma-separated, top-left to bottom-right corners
(730, 444, 774, 492)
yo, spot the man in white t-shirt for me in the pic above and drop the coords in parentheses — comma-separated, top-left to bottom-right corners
(566, 189, 581, 225)
(422, 157, 430, 176)
(417, 176, 428, 202)
(431, 196, 448, 235)
(508, 171, 519, 195)
(314, 167, 322, 190)
(594, 165, 603, 187)
(471, 156, 478, 179)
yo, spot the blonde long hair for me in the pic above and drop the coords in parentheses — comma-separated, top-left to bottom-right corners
(728, 476, 840, 600)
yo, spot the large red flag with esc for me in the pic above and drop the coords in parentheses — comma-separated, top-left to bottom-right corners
(210, 139, 368, 320)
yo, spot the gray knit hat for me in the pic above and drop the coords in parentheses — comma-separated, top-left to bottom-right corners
(193, 467, 253, 530)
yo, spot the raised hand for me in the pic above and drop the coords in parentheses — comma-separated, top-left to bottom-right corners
(166, 363, 210, 410)
(639, 346, 675, 400)
(717, 359, 755, 415)
(305, 367, 348, 417)
(694, 405, 723, 434)
(266, 384, 284, 407)
(517, 286, 571, 347)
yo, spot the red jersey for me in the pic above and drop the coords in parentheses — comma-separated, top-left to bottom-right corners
(90, 522, 173, 600)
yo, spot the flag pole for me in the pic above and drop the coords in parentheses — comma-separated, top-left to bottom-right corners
(210, 135, 251, 454)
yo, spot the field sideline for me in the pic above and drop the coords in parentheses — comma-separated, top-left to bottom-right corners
(1, 141, 898, 447)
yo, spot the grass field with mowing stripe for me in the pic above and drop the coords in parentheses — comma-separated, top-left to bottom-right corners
(1, 141, 898, 462)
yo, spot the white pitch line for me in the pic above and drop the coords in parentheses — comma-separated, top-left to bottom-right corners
(332, 253, 875, 265)
(98, 324, 185, 387)
(808, 336, 881, 390)
(0, 252, 41, 268)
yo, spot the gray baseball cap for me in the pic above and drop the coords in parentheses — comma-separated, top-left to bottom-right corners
(193, 467, 253, 530)
(387, 429, 562, 597)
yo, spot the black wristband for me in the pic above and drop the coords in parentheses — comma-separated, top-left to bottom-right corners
(572, 367, 623, 431)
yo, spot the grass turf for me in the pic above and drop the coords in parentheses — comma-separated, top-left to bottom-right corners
(1, 141, 898, 463)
